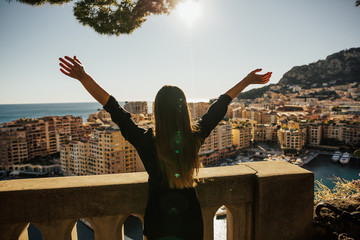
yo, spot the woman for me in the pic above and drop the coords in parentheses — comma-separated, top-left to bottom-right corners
(59, 56, 271, 240)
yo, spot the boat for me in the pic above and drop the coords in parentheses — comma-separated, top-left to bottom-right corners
(340, 152, 350, 165)
(331, 151, 342, 162)
(294, 158, 303, 166)
(215, 206, 227, 219)
(340, 152, 350, 164)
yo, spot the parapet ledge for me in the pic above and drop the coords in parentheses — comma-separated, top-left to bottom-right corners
(197, 164, 257, 179)
(0, 161, 311, 193)
(243, 160, 313, 178)
(0, 172, 150, 192)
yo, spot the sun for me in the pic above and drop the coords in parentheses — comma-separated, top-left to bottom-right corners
(177, 0, 201, 26)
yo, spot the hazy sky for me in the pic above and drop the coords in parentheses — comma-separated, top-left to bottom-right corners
(0, 0, 359, 104)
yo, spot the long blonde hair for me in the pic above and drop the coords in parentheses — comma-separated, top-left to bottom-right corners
(154, 85, 201, 189)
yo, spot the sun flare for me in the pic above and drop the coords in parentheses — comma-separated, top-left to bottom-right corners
(177, 0, 201, 26)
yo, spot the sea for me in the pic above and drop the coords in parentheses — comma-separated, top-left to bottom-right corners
(0, 101, 119, 124)
(1, 102, 359, 240)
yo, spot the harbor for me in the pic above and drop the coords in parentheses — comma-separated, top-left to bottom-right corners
(220, 143, 358, 168)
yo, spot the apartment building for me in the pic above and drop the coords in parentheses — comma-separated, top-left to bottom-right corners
(323, 121, 360, 146)
(345, 123, 360, 146)
(188, 102, 210, 119)
(245, 107, 267, 124)
(70, 116, 85, 139)
(264, 110, 278, 124)
(278, 127, 306, 154)
(253, 124, 278, 143)
(20, 119, 48, 160)
(232, 107, 277, 125)
(226, 103, 243, 119)
(306, 121, 323, 146)
(0, 116, 85, 168)
(323, 122, 346, 144)
(39, 116, 84, 154)
(231, 107, 245, 119)
(124, 101, 148, 115)
(87, 109, 112, 122)
(199, 121, 234, 166)
(0, 124, 28, 168)
(60, 126, 145, 176)
(232, 125, 251, 149)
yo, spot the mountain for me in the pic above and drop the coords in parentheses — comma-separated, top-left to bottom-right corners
(237, 47, 360, 99)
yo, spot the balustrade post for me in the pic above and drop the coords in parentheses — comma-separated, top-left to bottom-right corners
(33, 219, 77, 240)
(86, 215, 127, 240)
(226, 202, 252, 240)
(201, 206, 218, 240)
(0, 223, 29, 240)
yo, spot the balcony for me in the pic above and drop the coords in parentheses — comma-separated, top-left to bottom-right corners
(0, 161, 314, 240)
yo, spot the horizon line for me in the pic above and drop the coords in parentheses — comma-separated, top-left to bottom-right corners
(0, 98, 212, 105)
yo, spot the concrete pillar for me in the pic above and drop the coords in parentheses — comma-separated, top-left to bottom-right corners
(245, 161, 314, 240)
(0, 223, 29, 240)
(227, 202, 252, 240)
(33, 219, 77, 240)
(201, 206, 218, 240)
(86, 215, 127, 240)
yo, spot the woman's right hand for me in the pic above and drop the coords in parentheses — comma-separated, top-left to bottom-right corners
(59, 56, 87, 81)
(245, 69, 272, 85)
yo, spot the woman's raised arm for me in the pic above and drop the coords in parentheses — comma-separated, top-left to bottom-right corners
(225, 69, 272, 99)
(59, 56, 110, 106)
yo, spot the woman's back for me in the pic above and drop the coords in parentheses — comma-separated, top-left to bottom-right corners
(58, 56, 271, 240)
(103, 93, 233, 239)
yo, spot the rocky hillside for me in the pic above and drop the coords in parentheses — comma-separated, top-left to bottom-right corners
(237, 47, 360, 99)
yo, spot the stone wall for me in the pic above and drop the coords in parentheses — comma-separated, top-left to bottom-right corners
(0, 161, 313, 240)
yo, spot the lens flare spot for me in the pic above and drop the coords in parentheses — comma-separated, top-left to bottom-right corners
(177, 0, 201, 26)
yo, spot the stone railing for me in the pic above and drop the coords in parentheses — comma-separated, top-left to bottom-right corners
(0, 161, 314, 240)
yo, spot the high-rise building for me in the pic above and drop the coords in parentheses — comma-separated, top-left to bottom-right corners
(323, 121, 360, 146)
(278, 127, 306, 154)
(187, 102, 211, 119)
(264, 110, 278, 124)
(232, 125, 251, 149)
(323, 122, 345, 144)
(60, 126, 145, 176)
(232, 107, 277, 125)
(306, 121, 322, 146)
(245, 107, 267, 124)
(253, 124, 278, 143)
(20, 119, 49, 160)
(0, 123, 28, 168)
(231, 107, 245, 119)
(345, 122, 360, 146)
(124, 101, 148, 115)
(87, 109, 111, 122)
(199, 121, 234, 166)
(0, 116, 85, 169)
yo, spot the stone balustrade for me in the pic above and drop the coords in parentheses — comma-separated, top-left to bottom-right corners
(0, 161, 314, 240)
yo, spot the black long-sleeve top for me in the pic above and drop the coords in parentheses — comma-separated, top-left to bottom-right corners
(103, 94, 232, 187)
(103, 93, 232, 239)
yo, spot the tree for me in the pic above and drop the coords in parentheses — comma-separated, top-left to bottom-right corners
(12, 0, 360, 36)
(13, 0, 178, 35)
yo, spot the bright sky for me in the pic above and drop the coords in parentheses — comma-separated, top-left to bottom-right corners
(0, 0, 359, 104)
